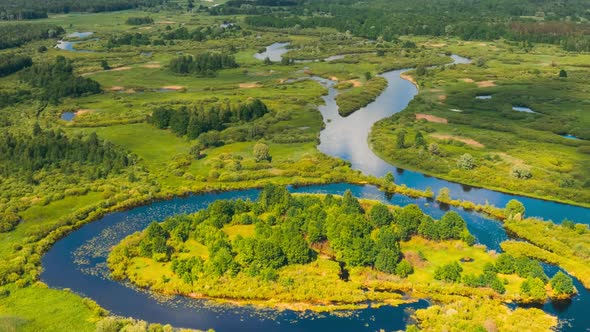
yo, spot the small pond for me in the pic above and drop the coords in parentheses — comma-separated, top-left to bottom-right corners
(60, 112, 76, 121)
(512, 106, 537, 113)
(476, 95, 492, 100)
(561, 134, 581, 140)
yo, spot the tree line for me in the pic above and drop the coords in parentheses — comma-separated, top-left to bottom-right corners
(125, 16, 153, 25)
(0, 23, 64, 49)
(19, 56, 101, 103)
(150, 98, 269, 140)
(0, 124, 131, 178)
(168, 53, 238, 76)
(0, 55, 32, 77)
(0, 0, 165, 20)
(239, 0, 590, 50)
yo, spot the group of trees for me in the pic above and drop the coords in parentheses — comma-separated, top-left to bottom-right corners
(168, 53, 238, 76)
(150, 98, 269, 140)
(0, 55, 32, 77)
(0, 125, 131, 179)
(0, 23, 63, 49)
(19, 56, 101, 103)
(114, 185, 480, 286)
(0, 0, 164, 20)
(161, 24, 241, 42)
(125, 16, 153, 25)
(239, 0, 590, 51)
(106, 32, 151, 47)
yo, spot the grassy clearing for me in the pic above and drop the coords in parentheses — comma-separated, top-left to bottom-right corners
(370, 37, 590, 206)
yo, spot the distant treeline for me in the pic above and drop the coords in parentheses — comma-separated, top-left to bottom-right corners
(0, 0, 165, 20)
(236, 0, 590, 51)
(106, 25, 241, 48)
(0, 24, 64, 49)
(0, 55, 32, 77)
(0, 126, 130, 177)
(169, 53, 238, 76)
(151, 99, 269, 139)
(19, 56, 101, 103)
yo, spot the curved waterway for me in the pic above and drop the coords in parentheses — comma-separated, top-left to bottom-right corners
(41, 43, 590, 331)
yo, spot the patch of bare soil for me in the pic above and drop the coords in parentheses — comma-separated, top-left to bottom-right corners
(416, 113, 448, 124)
(401, 73, 418, 87)
(438, 94, 447, 103)
(161, 85, 185, 90)
(462, 78, 475, 83)
(477, 80, 496, 88)
(404, 251, 428, 268)
(238, 82, 262, 89)
(344, 79, 362, 87)
(75, 109, 94, 116)
(110, 86, 125, 91)
(142, 63, 161, 69)
(430, 134, 484, 148)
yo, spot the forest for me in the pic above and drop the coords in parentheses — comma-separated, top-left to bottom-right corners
(168, 53, 238, 76)
(239, 0, 590, 51)
(19, 56, 101, 103)
(150, 98, 269, 140)
(0, 0, 165, 20)
(0, 24, 64, 50)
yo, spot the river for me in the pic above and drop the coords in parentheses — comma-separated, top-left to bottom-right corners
(41, 43, 590, 331)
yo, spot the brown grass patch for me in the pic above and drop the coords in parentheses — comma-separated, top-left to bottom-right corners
(430, 134, 484, 148)
(462, 78, 475, 83)
(425, 42, 447, 48)
(156, 21, 175, 24)
(142, 63, 161, 69)
(329, 76, 339, 82)
(438, 94, 447, 103)
(404, 251, 428, 268)
(110, 86, 125, 91)
(161, 85, 185, 90)
(75, 109, 94, 116)
(416, 113, 448, 124)
(111, 66, 132, 72)
(238, 82, 262, 89)
(477, 80, 496, 88)
(343, 79, 362, 87)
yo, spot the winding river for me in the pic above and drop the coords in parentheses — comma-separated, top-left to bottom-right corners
(42, 43, 590, 331)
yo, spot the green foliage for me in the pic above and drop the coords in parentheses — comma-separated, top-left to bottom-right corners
(0, 128, 130, 177)
(0, 55, 32, 77)
(550, 271, 574, 295)
(456, 153, 476, 170)
(0, 213, 20, 233)
(434, 261, 463, 282)
(125, 16, 153, 25)
(394, 204, 423, 240)
(0, 24, 63, 49)
(395, 259, 414, 277)
(505, 199, 525, 218)
(369, 203, 393, 227)
(495, 254, 516, 274)
(335, 76, 388, 116)
(169, 53, 238, 76)
(463, 263, 506, 294)
(374, 248, 399, 274)
(150, 99, 269, 140)
(520, 277, 546, 301)
(254, 141, 271, 162)
(559, 69, 568, 78)
(511, 165, 532, 180)
(19, 56, 101, 103)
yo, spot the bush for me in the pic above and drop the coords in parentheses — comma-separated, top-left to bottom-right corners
(511, 165, 532, 179)
(395, 259, 414, 277)
(456, 153, 476, 170)
(550, 271, 574, 295)
(434, 262, 463, 282)
(0, 213, 20, 232)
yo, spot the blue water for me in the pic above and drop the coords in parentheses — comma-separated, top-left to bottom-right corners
(512, 106, 537, 113)
(40, 45, 590, 331)
(476, 95, 492, 99)
(60, 112, 76, 121)
(561, 134, 581, 140)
